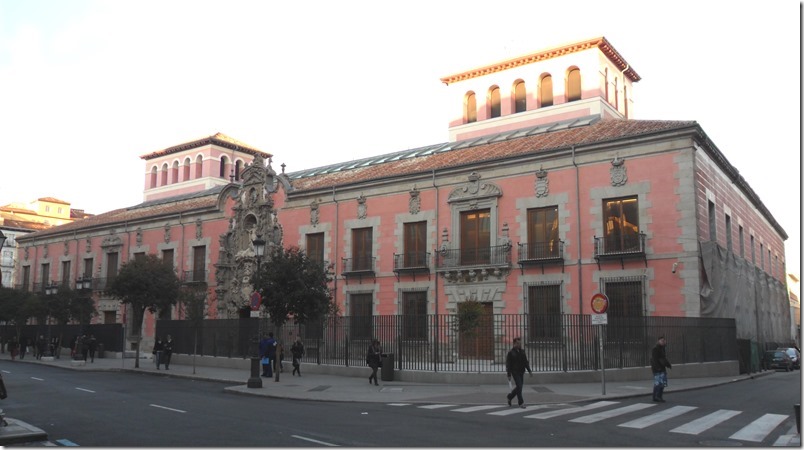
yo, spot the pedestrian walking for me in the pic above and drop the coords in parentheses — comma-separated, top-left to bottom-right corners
(505, 336, 533, 408)
(650, 336, 672, 402)
(87, 335, 97, 363)
(290, 336, 304, 376)
(366, 339, 382, 386)
(153, 337, 164, 369)
(259, 332, 277, 377)
(9, 337, 18, 361)
(80, 334, 90, 361)
(36, 335, 46, 359)
(19, 337, 28, 359)
(163, 335, 174, 370)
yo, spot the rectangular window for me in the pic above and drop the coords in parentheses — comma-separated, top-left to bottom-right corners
(526, 206, 559, 259)
(708, 201, 717, 242)
(402, 290, 428, 341)
(161, 249, 174, 268)
(738, 226, 744, 258)
(351, 228, 373, 271)
(725, 214, 732, 251)
(22, 266, 30, 291)
(106, 252, 119, 281)
(527, 284, 561, 341)
(760, 243, 764, 270)
(61, 261, 71, 287)
(349, 293, 373, 340)
(41, 263, 50, 287)
(750, 235, 755, 263)
(603, 197, 640, 252)
(193, 246, 206, 282)
(133, 252, 146, 262)
(103, 311, 116, 324)
(768, 249, 771, 274)
(460, 209, 491, 265)
(603, 278, 644, 342)
(403, 222, 427, 267)
(306, 233, 325, 266)
(83, 258, 94, 279)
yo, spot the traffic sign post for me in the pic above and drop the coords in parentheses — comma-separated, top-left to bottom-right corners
(590, 293, 610, 395)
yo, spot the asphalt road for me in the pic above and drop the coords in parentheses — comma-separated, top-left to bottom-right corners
(0, 361, 799, 447)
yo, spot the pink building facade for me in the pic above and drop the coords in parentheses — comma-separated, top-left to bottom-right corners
(14, 37, 791, 352)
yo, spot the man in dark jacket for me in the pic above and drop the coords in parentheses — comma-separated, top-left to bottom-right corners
(650, 336, 672, 402)
(505, 337, 533, 408)
(259, 332, 277, 377)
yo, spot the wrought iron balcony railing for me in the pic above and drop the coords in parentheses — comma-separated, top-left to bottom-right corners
(517, 241, 565, 273)
(435, 244, 512, 271)
(342, 256, 376, 282)
(593, 232, 647, 268)
(182, 270, 208, 284)
(392, 252, 431, 281)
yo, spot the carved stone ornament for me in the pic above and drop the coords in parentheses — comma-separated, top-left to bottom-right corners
(101, 231, 123, 249)
(43, 245, 48, 259)
(164, 223, 171, 243)
(310, 199, 319, 227)
(63, 241, 69, 256)
(357, 193, 367, 219)
(610, 155, 627, 187)
(535, 166, 549, 198)
(447, 172, 502, 203)
(24, 247, 29, 260)
(196, 218, 203, 240)
(85, 238, 91, 253)
(136, 227, 143, 246)
(409, 185, 421, 215)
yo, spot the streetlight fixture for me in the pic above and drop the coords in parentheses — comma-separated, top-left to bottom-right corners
(0, 230, 7, 288)
(43, 281, 59, 358)
(247, 235, 266, 389)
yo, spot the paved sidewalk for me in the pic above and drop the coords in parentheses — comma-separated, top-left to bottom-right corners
(0, 354, 799, 446)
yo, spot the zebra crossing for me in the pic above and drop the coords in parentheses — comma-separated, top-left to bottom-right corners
(387, 400, 794, 444)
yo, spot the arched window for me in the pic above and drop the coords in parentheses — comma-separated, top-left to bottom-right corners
(150, 167, 157, 188)
(220, 156, 228, 178)
(171, 161, 179, 184)
(513, 80, 526, 113)
(161, 163, 168, 186)
(183, 157, 191, 181)
(235, 160, 243, 181)
(465, 92, 477, 123)
(489, 86, 501, 118)
(195, 155, 203, 178)
(540, 75, 553, 107)
(567, 68, 581, 102)
(604, 67, 609, 103)
(614, 77, 619, 110)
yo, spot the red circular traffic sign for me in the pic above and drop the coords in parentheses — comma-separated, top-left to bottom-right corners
(590, 293, 609, 314)
(250, 291, 262, 311)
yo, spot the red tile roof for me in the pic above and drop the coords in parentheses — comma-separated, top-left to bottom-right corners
(290, 119, 697, 191)
(37, 197, 70, 205)
(140, 132, 271, 160)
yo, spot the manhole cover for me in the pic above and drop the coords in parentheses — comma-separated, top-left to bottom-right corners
(698, 440, 742, 447)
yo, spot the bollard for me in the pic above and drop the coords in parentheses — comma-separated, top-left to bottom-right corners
(794, 403, 800, 435)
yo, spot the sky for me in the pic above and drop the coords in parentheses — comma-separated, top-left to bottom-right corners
(0, 0, 800, 276)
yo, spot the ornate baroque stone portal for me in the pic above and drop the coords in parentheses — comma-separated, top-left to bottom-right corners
(214, 155, 291, 318)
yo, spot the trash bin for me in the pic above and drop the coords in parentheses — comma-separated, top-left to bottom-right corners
(97, 343, 104, 359)
(381, 353, 394, 381)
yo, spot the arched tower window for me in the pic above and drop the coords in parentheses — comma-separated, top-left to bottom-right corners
(513, 80, 526, 113)
(195, 155, 203, 178)
(567, 68, 581, 102)
(488, 86, 501, 118)
(150, 166, 157, 189)
(183, 157, 191, 181)
(235, 160, 243, 181)
(220, 156, 228, 178)
(465, 92, 477, 123)
(614, 77, 619, 110)
(540, 74, 553, 107)
(171, 161, 179, 184)
(161, 163, 168, 186)
(604, 67, 609, 103)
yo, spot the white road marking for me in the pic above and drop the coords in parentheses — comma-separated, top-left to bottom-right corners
(149, 404, 186, 413)
(670, 409, 741, 435)
(489, 404, 553, 416)
(451, 405, 507, 413)
(291, 435, 339, 446)
(569, 403, 655, 424)
(525, 401, 619, 419)
(31, 377, 44, 381)
(75, 387, 95, 393)
(418, 404, 457, 409)
(387, 403, 410, 406)
(619, 405, 697, 429)
(729, 413, 788, 442)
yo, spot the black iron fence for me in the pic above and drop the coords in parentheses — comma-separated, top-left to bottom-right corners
(156, 314, 738, 373)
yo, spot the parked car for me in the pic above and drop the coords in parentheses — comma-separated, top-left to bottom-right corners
(776, 347, 801, 369)
(763, 350, 793, 371)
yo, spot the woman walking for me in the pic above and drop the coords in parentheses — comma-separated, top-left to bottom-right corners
(290, 336, 305, 376)
(366, 339, 382, 386)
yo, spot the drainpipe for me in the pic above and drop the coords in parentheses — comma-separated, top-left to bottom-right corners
(572, 145, 583, 314)
(332, 187, 339, 310)
(432, 169, 440, 371)
(620, 64, 630, 118)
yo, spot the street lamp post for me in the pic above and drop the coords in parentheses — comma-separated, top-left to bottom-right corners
(43, 281, 59, 358)
(247, 235, 266, 389)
